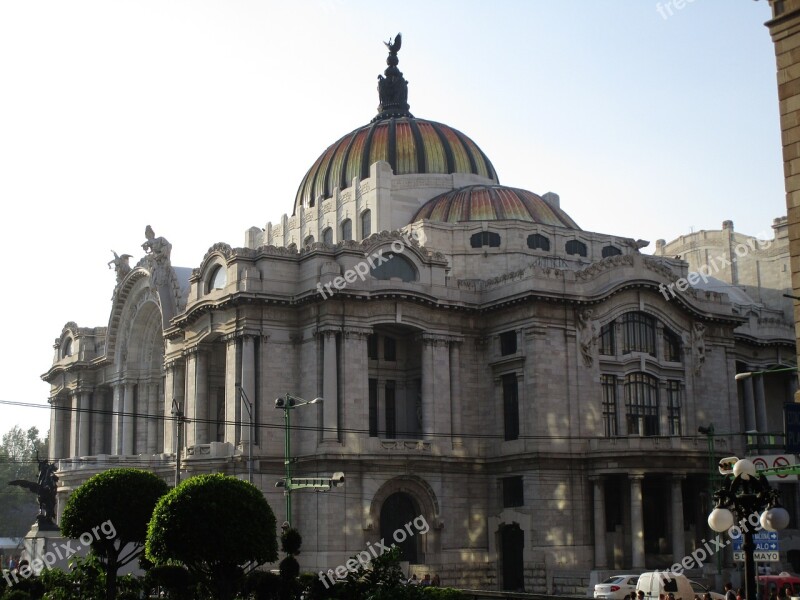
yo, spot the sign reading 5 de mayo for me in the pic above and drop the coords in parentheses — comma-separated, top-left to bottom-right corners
(751, 454, 797, 481)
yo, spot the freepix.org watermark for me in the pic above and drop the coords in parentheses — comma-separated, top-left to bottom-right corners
(656, 0, 699, 20)
(662, 510, 762, 579)
(315, 229, 421, 301)
(317, 514, 430, 588)
(658, 233, 772, 301)
(3, 520, 117, 587)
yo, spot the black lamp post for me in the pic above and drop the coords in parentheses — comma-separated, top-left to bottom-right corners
(707, 458, 790, 600)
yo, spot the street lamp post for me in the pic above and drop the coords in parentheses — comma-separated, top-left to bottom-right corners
(171, 398, 188, 487)
(707, 458, 790, 600)
(274, 393, 323, 526)
(235, 384, 255, 484)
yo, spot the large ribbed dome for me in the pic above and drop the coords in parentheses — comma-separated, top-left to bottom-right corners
(294, 117, 498, 215)
(412, 184, 581, 229)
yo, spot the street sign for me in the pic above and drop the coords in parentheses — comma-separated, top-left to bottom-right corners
(751, 454, 797, 481)
(730, 530, 778, 551)
(733, 551, 780, 562)
(786, 403, 800, 453)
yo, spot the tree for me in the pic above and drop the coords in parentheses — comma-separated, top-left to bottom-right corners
(146, 474, 278, 600)
(0, 425, 48, 536)
(60, 468, 169, 600)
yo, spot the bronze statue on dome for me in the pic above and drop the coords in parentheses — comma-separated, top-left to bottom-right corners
(376, 33, 413, 121)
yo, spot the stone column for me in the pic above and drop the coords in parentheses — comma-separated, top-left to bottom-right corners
(195, 350, 209, 446)
(450, 341, 463, 448)
(433, 338, 451, 439)
(591, 476, 608, 569)
(421, 336, 434, 439)
(49, 399, 62, 461)
(174, 360, 187, 453)
(163, 366, 175, 453)
(343, 328, 369, 447)
(92, 391, 105, 455)
(671, 475, 685, 563)
(224, 336, 240, 444)
(322, 330, 339, 442)
(69, 392, 79, 457)
(630, 473, 645, 570)
(147, 382, 159, 454)
(241, 336, 256, 446)
(123, 382, 135, 455)
(755, 374, 768, 433)
(743, 375, 756, 432)
(111, 384, 123, 454)
(78, 391, 91, 456)
(185, 353, 198, 447)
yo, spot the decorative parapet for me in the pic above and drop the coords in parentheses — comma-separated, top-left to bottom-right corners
(380, 439, 431, 452)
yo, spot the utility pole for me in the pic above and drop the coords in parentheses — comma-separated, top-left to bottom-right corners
(171, 398, 186, 487)
(236, 384, 255, 484)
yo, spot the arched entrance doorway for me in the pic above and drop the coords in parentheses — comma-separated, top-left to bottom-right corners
(380, 492, 420, 563)
(499, 523, 524, 591)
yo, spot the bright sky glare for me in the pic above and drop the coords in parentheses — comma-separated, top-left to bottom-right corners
(0, 0, 783, 435)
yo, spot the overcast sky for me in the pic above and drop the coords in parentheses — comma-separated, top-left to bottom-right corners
(0, 0, 783, 435)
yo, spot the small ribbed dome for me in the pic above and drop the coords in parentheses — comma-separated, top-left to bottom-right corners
(412, 185, 581, 229)
(293, 117, 498, 215)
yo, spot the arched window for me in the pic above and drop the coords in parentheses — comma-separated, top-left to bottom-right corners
(370, 253, 417, 282)
(62, 338, 73, 358)
(206, 265, 227, 292)
(470, 231, 501, 248)
(341, 219, 353, 241)
(527, 233, 550, 251)
(322, 227, 333, 245)
(602, 245, 621, 257)
(599, 322, 615, 356)
(303, 235, 315, 247)
(624, 372, 659, 436)
(565, 240, 587, 257)
(380, 493, 420, 563)
(664, 328, 682, 362)
(361, 210, 372, 239)
(622, 312, 656, 356)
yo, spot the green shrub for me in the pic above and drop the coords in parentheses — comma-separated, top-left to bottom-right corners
(422, 588, 466, 600)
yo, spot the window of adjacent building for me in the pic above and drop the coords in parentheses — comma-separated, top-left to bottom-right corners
(370, 252, 418, 282)
(470, 231, 501, 248)
(303, 235, 315, 246)
(601, 375, 617, 437)
(385, 380, 396, 439)
(599, 322, 615, 356)
(667, 380, 682, 436)
(622, 312, 656, 356)
(368, 334, 378, 360)
(361, 210, 372, 239)
(61, 338, 73, 358)
(341, 219, 353, 242)
(625, 372, 659, 436)
(369, 378, 378, 437)
(565, 240, 587, 257)
(322, 227, 333, 245)
(602, 245, 621, 258)
(664, 328, 681, 362)
(527, 233, 550, 251)
(502, 476, 524, 508)
(384, 336, 397, 361)
(207, 264, 227, 293)
(500, 331, 517, 356)
(502, 373, 519, 441)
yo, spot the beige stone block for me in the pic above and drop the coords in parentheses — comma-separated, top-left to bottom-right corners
(783, 123, 800, 146)
(778, 62, 800, 85)
(784, 140, 800, 162)
(781, 78, 800, 101)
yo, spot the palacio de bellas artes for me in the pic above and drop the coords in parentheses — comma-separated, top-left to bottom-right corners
(42, 33, 798, 593)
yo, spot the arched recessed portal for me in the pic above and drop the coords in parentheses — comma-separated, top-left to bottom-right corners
(499, 523, 524, 591)
(380, 492, 420, 564)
